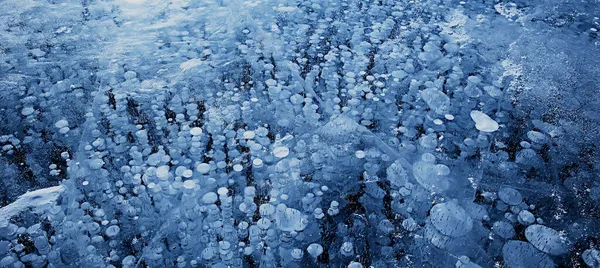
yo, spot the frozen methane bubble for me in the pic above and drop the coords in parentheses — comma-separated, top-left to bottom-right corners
(498, 187, 523, 206)
(470, 111, 499, 133)
(291, 248, 304, 260)
(217, 187, 228, 196)
(340, 242, 354, 256)
(156, 165, 170, 180)
(196, 163, 211, 174)
(391, 70, 407, 79)
(253, 158, 263, 167)
(180, 58, 202, 71)
(527, 131, 547, 144)
(259, 204, 275, 217)
(429, 202, 473, 237)
(582, 249, 600, 267)
(502, 240, 555, 268)
(89, 158, 105, 169)
(189, 127, 203, 136)
(257, 218, 272, 229)
(233, 164, 243, 172)
(175, 166, 187, 176)
(455, 256, 482, 268)
(183, 180, 195, 190)
(54, 119, 69, 128)
(21, 107, 35, 116)
(273, 146, 290, 158)
(307, 243, 324, 258)
(387, 160, 408, 188)
(412, 159, 450, 192)
(421, 88, 450, 115)
(275, 207, 308, 232)
(201, 192, 218, 204)
(424, 224, 451, 248)
(518, 210, 535, 225)
(243, 131, 255, 139)
(105, 225, 120, 237)
(202, 248, 215, 260)
(182, 169, 193, 178)
(348, 262, 364, 268)
(402, 218, 418, 232)
(525, 224, 569, 256)
(318, 115, 361, 143)
(265, 79, 277, 87)
(492, 221, 516, 239)
(122, 256, 136, 266)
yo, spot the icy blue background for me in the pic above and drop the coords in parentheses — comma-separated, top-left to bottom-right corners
(0, 0, 599, 267)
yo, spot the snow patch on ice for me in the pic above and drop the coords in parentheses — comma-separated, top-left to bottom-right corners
(0, 185, 65, 225)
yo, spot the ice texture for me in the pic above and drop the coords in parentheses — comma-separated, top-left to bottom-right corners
(0, 0, 597, 267)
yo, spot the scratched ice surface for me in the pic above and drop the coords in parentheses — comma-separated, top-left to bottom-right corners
(1, 0, 599, 267)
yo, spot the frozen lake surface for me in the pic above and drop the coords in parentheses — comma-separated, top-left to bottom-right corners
(0, 0, 599, 267)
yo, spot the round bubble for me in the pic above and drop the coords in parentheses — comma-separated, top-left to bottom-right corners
(502, 240, 555, 268)
(273, 146, 290, 158)
(429, 202, 473, 237)
(498, 187, 522, 206)
(492, 221, 515, 239)
(525, 224, 569, 256)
